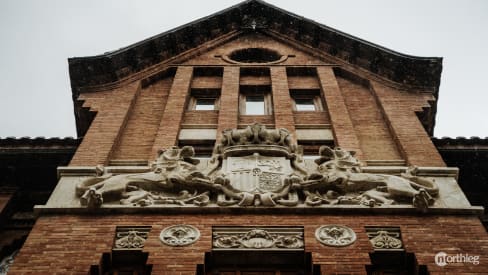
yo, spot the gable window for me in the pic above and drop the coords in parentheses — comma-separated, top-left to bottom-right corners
(239, 85, 272, 115)
(290, 89, 323, 112)
(188, 88, 220, 111)
(195, 98, 217, 110)
(295, 98, 316, 111)
(245, 95, 265, 115)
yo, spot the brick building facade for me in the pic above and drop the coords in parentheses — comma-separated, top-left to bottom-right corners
(1, 1, 487, 274)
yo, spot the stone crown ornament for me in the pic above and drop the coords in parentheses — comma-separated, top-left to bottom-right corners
(75, 123, 439, 210)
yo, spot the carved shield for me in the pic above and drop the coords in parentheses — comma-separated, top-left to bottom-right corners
(224, 153, 293, 194)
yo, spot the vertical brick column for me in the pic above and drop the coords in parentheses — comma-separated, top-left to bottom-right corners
(271, 67, 296, 136)
(371, 82, 445, 167)
(69, 82, 140, 166)
(317, 66, 363, 159)
(216, 67, 239, 142)
(151, 66, 193, 157)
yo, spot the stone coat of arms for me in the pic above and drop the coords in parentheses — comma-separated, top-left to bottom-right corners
(75, 123, 439, 210)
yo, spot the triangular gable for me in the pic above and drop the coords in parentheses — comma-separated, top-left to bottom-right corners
(68, 0, 441, 94)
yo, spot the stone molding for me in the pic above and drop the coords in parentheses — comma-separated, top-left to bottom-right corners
(159, 225, 200, 247)
(315, 225, 356, 247)
(212, 227, 303, 250)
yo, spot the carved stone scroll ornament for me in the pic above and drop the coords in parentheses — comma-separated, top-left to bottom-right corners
(159, 225, 200, 247)
(213, 227, 304, 250)
(315, 225, 356, 247)
(74, 123, 439, 210)
(366, 228, 403, 250)
(114, 227, 150, 249)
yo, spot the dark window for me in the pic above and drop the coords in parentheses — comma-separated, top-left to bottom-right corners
(197, 251, 320, 275)
(229, 48, 281, 63)
(290, 89, 323, 112)
(188, 88, 220, 111)
(195, 98, 217, 110)
(90, 250, 152, 275)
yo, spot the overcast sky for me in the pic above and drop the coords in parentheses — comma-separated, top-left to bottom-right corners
(0, 0, 487, 138)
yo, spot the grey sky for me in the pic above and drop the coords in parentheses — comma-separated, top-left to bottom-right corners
(0, 0, 487, 138)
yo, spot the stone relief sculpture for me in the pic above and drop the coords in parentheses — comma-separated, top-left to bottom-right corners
(159, 225, 200, 246)
(315, 225, 356, 247)
(299, 146, 439, 210)
(114, 227, 150, 249)
(76, 146, 215, 208)
(213, 227, 304, 250)
(75, 123, 439, 210)
(366, 229, 403, 250)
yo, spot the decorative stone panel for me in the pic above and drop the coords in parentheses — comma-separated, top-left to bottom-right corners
(212, 227, 304, 250)
(365, 227, 403, 251)
(315, 225, 356, 247)
(113, 226, 151, 250)
(159, 225, 200, 247)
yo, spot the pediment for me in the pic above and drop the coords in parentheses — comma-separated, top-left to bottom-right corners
(181, 32, 330, 66)
(68, 0, 441, 94)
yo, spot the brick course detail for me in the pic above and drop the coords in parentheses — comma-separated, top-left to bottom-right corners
(9, 214, 488, 274)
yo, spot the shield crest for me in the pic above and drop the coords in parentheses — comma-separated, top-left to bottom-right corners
(225, 153, 293, 194)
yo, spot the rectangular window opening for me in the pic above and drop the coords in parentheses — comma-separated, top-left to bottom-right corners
(188, 88, 220, 111)
(195, 98, 216, 110)
(290, 89, 323, 112)
(245, 95, 266, 115)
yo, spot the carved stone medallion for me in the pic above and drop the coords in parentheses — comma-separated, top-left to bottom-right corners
(315, 225, 356, 247)
(213, 227, 304, 250)
(160, 225, 200, 247)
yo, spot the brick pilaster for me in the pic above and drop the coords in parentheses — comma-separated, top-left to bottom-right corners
(317, 66, 363, 159)
(151, 66, 193, 157)
(371, 82, 445, 167)
(69, 82, 140, 166)
(271, 67, 296, 137)
(216, 67, 240, 142)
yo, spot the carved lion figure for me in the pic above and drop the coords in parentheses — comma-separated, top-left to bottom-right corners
(75, 146, 209, 207)
(302, 146, 439, 210)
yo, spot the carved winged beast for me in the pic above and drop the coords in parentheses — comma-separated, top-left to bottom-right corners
(75, 146, 214, 208)
(301, 146, 439, 210)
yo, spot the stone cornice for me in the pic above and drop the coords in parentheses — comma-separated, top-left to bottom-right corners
(68, 0, 442, 94)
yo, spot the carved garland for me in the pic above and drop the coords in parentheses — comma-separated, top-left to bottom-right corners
(213, 227, 304, 250)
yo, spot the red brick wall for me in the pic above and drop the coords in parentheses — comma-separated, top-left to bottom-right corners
(150, 67, 193, 157)
(216, 67, 239, 142)
(9, 214, 487, 274)
(317, 67, 364, 160)
(69, 35, 443, 166)
(271, 67, 295, 135)
(112, 77, 173, 160)
(337, 76, 402, 161)
(371, 82, 445, 167)
(70, 82, 140, 166)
